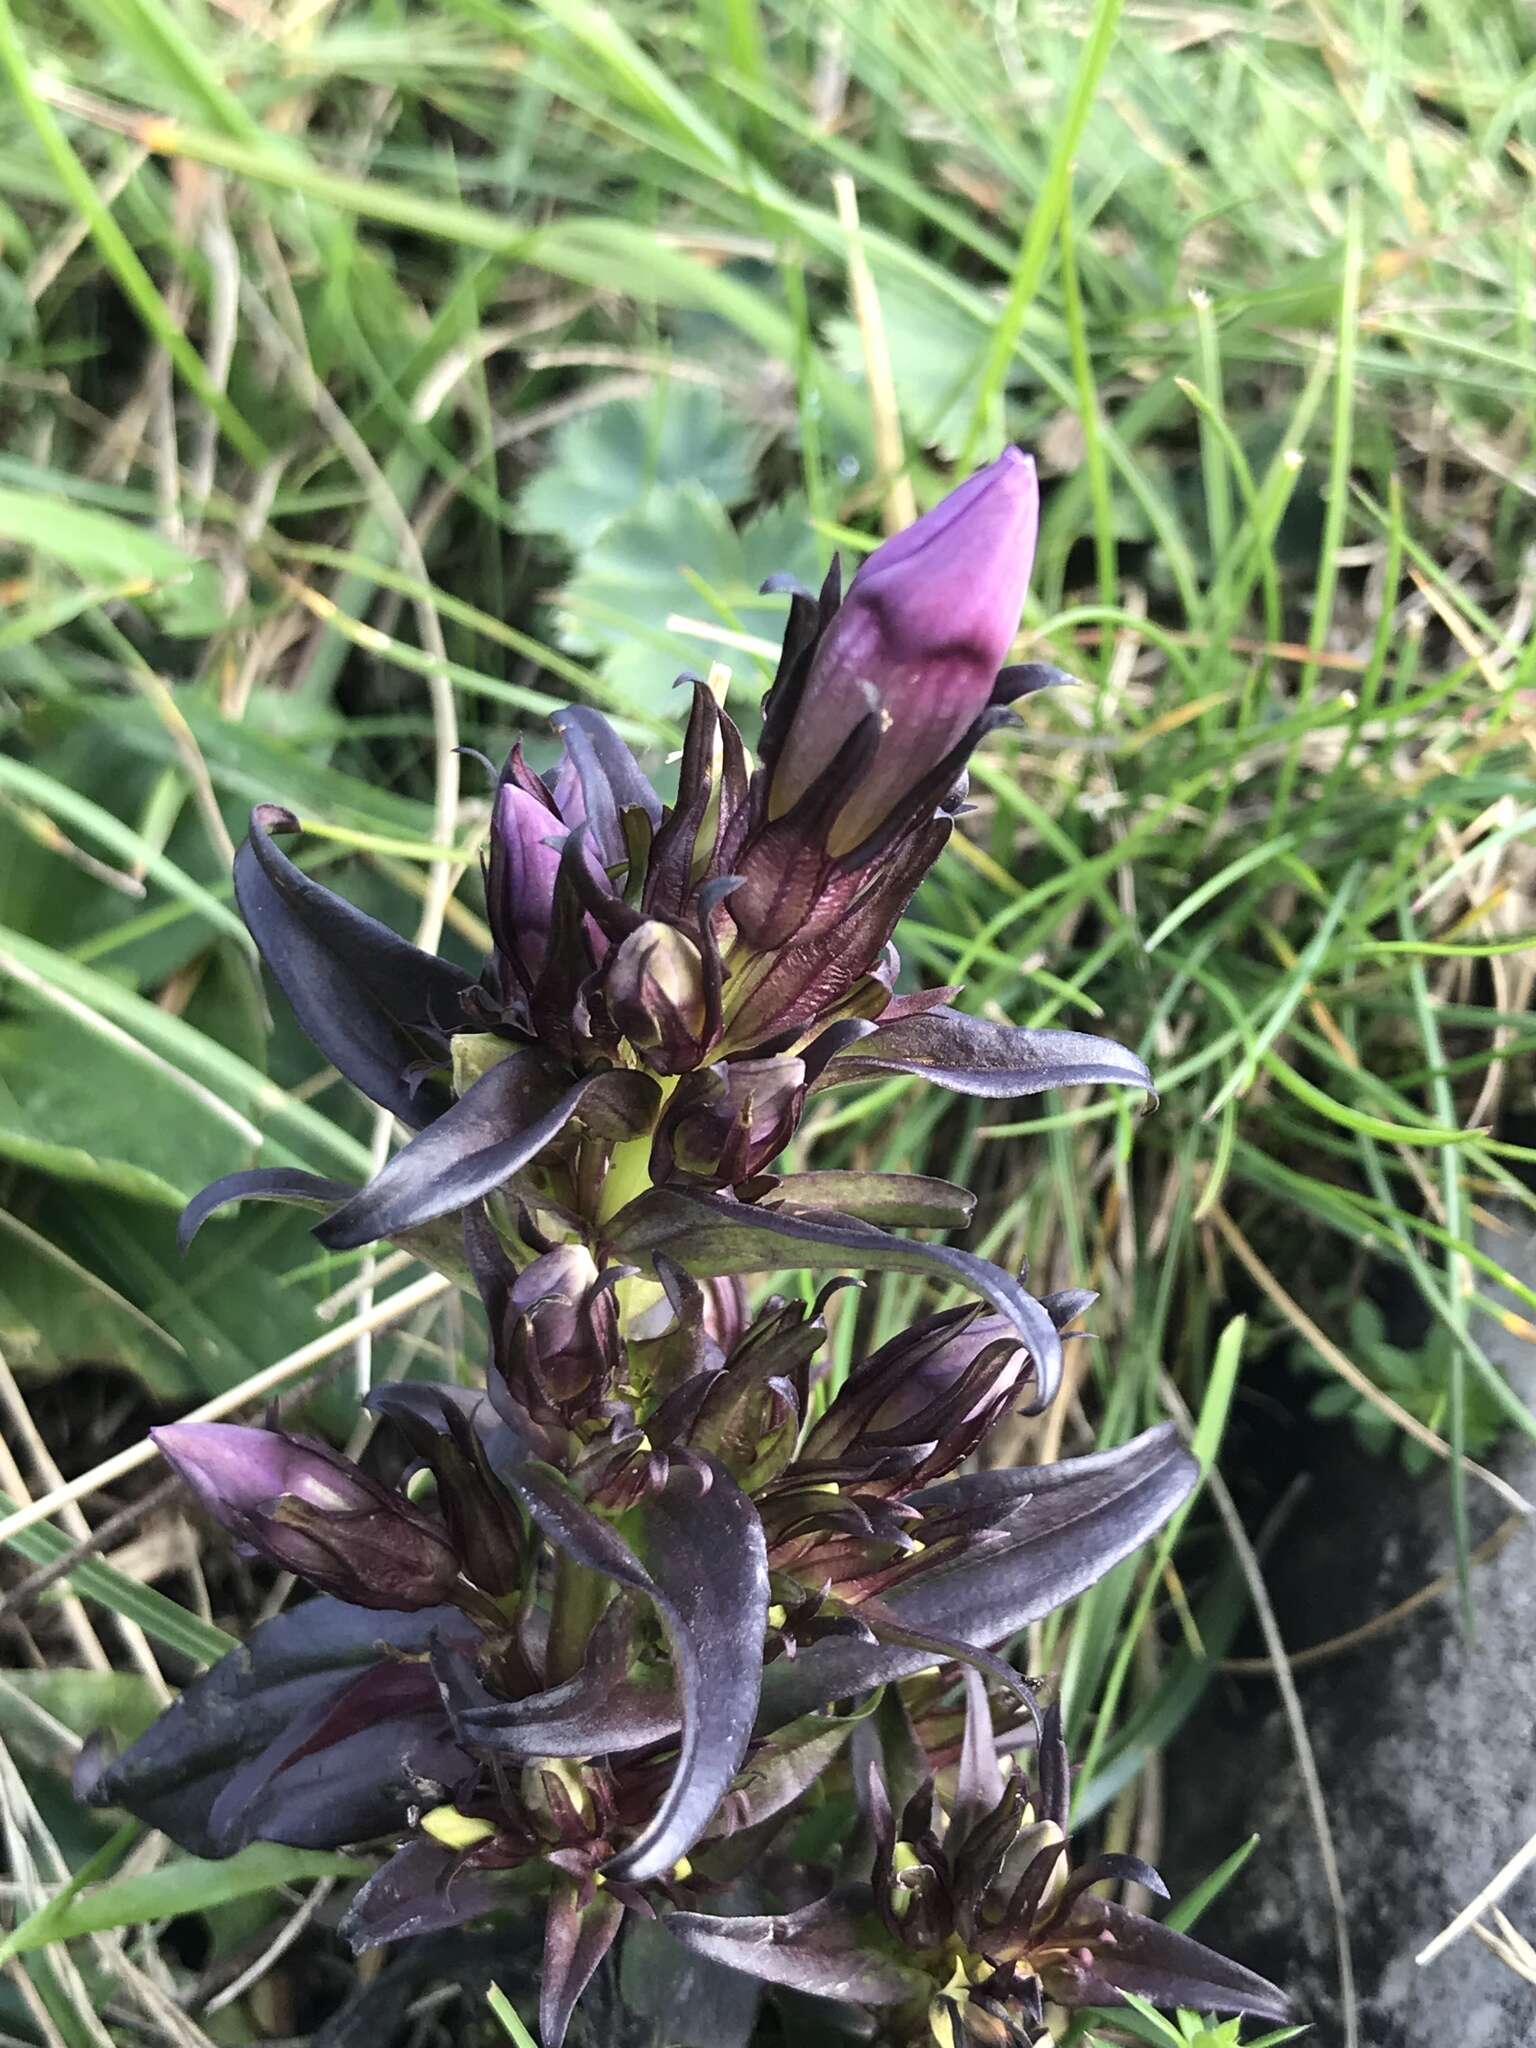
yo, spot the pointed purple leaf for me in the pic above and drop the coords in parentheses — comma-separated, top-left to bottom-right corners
(340, 1838, 500, 1952)
(1065, 1851, 1169, 1902)
(178, 1169, 357, 1253)
(182, 1167, 477, 1287)
(365, 1381, 489, 1434)
(235, 806, 474, 1127)
(992, 661, 1078, 703)
(910, 1421, 1188, 1519)
(756, 1426, 1197, 1726)
(207, 1657, 467, 1853)
(464, 1681, 680, 1760)
(607, 1188, 1064, 1411)
(603, 1464, 770, 1883)
(82, 1599, 466, 1856)
(511, 1460, 768, 1885)
(449, 1599, 679, 1759)
(541, 1879, 626, 2048)
(853, 1598, 1035, 1711)
(1059, 1897, 1291, 2022)
(811, 1008, 1154, 1103)
(663, 1895, 926, 2004)
(315, 1056, 659, 1251)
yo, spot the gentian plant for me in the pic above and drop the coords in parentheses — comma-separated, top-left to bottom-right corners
(82, 450, 1288, 2044)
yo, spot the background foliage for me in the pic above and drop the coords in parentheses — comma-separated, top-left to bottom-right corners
(1, 0, 1534, 2040)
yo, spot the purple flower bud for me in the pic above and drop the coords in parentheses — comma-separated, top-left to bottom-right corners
(546, 751, 587, 836)
(769, 449, 1038, 857)
(796, 1306, 1031, 1476)
(650, 1056, 806, 1185)
(511, 1243, 604, 1350)
(487, 782, 567, 984)
(703, 1274, 749, 1355)
(861, 1311, 1028, 1434)
(154, 1422, 380, 1519)
(604, 921, 709, 1073)
(506, 1243, 620, 1414)
(153, 1422, 462, 1611)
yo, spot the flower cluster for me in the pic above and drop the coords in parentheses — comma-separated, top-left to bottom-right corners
(83, 451, 1285, 2045)
(668, 1681, 1289, 2048)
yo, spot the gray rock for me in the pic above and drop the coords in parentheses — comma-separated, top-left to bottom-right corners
(1161, 1220, 1536, 2047)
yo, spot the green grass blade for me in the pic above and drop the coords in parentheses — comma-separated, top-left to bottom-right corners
(959, 0, 1125, 461)
(0, 1843, 367, 1962)
(0, 1490, 236, 1664)
(0, 2, 268, 467)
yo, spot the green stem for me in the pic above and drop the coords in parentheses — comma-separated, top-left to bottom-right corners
(546, 1550, 612, 1686)
(595, 1130, 659, 1227)
(593, 1073, 679, 1227)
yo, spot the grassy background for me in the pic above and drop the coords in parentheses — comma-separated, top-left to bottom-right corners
(2, 0, 1535, 2040)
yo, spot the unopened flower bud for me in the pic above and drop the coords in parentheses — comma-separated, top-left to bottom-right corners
(703, 1273, 749, 1355)
(798, 1306, 1031, 1473)
(863, 1312, 1029, 1434)
(604, 921, 709, 1072)
(507, 1243, 620, 1414)
(547, 750, 587, 835)
(512, 1243, 603, 1357)
(650, 1056, 805, 1186)
(487, 783, 567, 985)
(152, 1422, 460, 1611)
(768, 449, 1038, 858)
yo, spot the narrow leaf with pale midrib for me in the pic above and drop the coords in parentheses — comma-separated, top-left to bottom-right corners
(511, 1459, 768, 1885)
(812, 1006, 1155, 1102)
(607, 1186, 1065, 1409)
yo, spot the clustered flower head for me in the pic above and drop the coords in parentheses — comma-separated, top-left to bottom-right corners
(83, 452, 1286, 2045)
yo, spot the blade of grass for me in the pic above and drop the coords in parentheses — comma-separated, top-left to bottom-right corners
(1273, 192, 1365, 823)
(0, 1491, 236, 1664)
(958, 0, 1126, 462)
(0, 1843, 367, 1963)
(488, 1984, 540, 2048)
(0, 4, 268, 467)
(1165, 1832, 1261, 1935)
